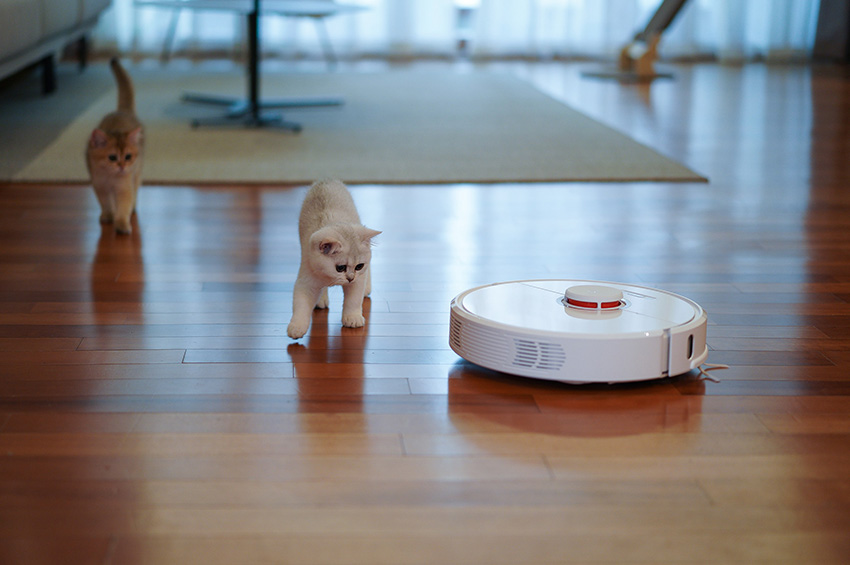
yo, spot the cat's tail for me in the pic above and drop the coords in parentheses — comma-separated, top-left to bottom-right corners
(109, 57, 135, 114)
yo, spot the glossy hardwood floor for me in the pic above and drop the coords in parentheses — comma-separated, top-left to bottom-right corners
(1, 60, 850, 564)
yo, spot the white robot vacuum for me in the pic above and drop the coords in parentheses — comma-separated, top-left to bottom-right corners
(449, 279, 708, 384)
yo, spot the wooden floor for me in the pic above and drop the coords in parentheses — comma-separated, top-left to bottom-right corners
(2, 60, 850, 564)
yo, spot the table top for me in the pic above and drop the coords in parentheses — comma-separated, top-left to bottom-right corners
(134, 0, 367, 17)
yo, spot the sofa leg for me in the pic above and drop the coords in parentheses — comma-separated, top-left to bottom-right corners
(41, 54, 56, 95)
(77, 36, 89, 71)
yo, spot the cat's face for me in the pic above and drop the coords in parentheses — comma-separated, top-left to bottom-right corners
(88, 128, 143, 176)
(308, 225, 380, 285)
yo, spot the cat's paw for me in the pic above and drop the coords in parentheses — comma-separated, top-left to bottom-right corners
(287, 318, 310, 339)
(316, 293, 330, 309)
(114, 218, 132, 235)
(341, 312, 366, 328)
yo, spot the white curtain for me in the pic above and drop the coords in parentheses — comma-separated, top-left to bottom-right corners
(94, 0, 822, 62)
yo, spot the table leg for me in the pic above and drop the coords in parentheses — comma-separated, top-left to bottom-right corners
(182, 0, 342, 130)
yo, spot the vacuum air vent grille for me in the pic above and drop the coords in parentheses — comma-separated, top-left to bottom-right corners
(512, 339, 566, 371)
(449, 316, 464, 351)
(450, 316, 510, 367)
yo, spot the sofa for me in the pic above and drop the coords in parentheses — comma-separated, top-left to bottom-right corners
(0, 0, 112, 93)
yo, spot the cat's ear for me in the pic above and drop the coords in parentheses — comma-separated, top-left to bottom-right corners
(318, 238, 341, 255)
(127, 127, 143, 145)
(89, 129, 109, 148)
(360, 227, 382, 243)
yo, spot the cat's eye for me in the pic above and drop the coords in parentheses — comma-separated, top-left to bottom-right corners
(124, 154, 132, 161)
(108, 154, 118, 162)
(355, 264, 365, 271)
(336, 265, 347, 273)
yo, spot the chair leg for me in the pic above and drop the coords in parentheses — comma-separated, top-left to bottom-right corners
(161, 8, 183, 63)
(313, 17, 337, 69)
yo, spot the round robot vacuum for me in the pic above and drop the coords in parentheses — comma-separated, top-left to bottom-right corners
(449, 279, 708, 384)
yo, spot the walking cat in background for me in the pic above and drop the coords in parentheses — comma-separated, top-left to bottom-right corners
(86, 58, 144, 235)
(288, 179, 381, 340)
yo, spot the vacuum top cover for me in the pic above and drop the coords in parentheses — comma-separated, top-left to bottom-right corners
(456, 279, 701, 336)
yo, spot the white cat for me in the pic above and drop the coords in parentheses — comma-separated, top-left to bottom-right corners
(287, 179, 381, 340)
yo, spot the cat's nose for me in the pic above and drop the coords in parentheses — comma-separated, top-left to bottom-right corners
(346, 274, 355, 282)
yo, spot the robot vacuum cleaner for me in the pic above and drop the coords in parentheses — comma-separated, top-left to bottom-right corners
(450, 279, 708, 384)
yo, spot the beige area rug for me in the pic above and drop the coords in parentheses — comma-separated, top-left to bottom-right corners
(12, 70, 705, 184)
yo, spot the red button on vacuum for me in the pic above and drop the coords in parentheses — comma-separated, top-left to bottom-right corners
(565, 285, 624, 309)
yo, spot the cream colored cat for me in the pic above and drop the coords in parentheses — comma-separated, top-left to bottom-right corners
(288, 179, 381, 340)
(86, 58, 144, 235)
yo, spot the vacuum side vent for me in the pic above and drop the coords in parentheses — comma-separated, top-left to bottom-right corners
(450, 316, 510, 367)
(513, 339, 566, 371)
(449, 316, 463, 350)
